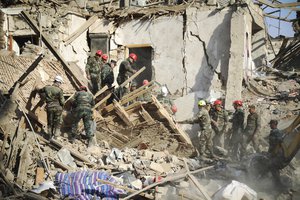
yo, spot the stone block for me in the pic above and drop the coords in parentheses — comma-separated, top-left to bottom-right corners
(149, 162, 164, 174)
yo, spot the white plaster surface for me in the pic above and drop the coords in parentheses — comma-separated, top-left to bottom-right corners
(185, 7, 231, 95)
(59, 14, 89, 73)
(114, 16, 185, 93)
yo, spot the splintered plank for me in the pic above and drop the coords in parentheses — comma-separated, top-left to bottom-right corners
(139, 105, 155, 124)
(151, 95, 192, 145)
(16, 138, 30, 186)
(64, 15, 98, 45)
(49, 139, 94, 166)
(113, 100, 133, 126)
(104, 83, 156, 113)
(35, 167, 45, 185)
(21, 11, 86, 89)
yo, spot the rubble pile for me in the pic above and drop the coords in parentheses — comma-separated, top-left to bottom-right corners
(0, 0, 300, 200)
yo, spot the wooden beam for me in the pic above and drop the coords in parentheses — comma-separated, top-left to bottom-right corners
(49, 138, 94, 166)
(122, 165, 214, 200)
(139, 105, 155, 124)
(104, 83, 156, 113)
(48, 156, 72, 171)
(121, 80, 154, 101)
(97, 179, 154, 199)
(151, 95, 192, 145)
(256, 0, 300, 11)
(94, 85, 108, 100)
(64, 15, 98, 45)
(8, 54, 44, 95)
(93, 93, 112, 111)
(113, 100, 133, 126)
(21, 11, 86, 89)
(35, 167, 45, 185)
(120, 66, 146, 88)
(188, 174, 212, 200)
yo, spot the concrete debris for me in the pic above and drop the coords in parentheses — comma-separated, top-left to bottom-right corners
(57, 148, 77, 169)
(0, 0, 300, 199)
(212, 180, 257, 200)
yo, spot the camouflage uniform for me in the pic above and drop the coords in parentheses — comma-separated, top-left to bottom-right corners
(157, 94, 174, 114)
(184, 107, 214, 157)
(101, 62, 114, 88)
(268, 128, 284, 156)
(86, 56, 103, 94)
(242, 112, 261, 154)
(116, 58, 136, 85)
(70, 90, 95, 140)
(40, 83, 65, 137)
(209, 108, 228, 148)
(268, 128, 284, 185)
(230, 108, 244, 158)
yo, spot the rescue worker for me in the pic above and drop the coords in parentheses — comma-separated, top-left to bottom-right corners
(178, 100, 214, 159)
(268, 119, 284, 156)
(242, 105, 261, 155)
(209, 99, 228, 148)
(116, 53, 137, 85)
(39, 75, 65, 139)
(157, 86, 177, 115)
(137, 79, 152, 103)
(70, 85, 96, 147)
(101, 57, 116, 88)
(230, 100, 244, 159)
(267, 119, 284, 187)
(85, 50, 103, 94)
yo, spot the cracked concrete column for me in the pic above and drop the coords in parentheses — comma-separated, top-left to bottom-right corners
(225, 9, 246, 110)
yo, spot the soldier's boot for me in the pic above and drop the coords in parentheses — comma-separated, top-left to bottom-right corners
(88, 136, 96, 148)
(51, 125, 61, 140)
(47, 127, 52, 139)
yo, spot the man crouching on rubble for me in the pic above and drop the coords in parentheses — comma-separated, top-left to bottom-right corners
(69, 86, 96, 147)
(178, 100, 215, 159)
(39, 75, 65, 139)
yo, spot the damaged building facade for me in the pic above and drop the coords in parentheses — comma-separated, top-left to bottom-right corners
(0, 0, 267, 111)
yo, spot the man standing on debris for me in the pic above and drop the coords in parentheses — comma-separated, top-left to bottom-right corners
(39, 75, 65, 139)
(117, 53, 137, 86)
(241, 105, 261, 156)
(178, 100, 214, 159)
(101, 56, 117, 88)
(229, 100, 245, 159)
(209, 99, 228, 149)
(268, 119, 284, 156)
(267, 119, 284, 186)
(85, 50, 103, 94)
(70, 85, 96, 147)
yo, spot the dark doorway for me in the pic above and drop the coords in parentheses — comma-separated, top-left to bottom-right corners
(129, 46, 153, 87)
(13, 35, 39, 54)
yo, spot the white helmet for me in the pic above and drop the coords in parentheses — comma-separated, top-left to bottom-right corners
(54, 75, 63, 83)
(161, 86, 168, 97)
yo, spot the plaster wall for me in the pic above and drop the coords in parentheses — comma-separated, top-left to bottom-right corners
(252, 29, 266, 70)
(225, 8, 247, 110)
(114, 16, 185, 93)
(59, 14, 89, 73)
(185, 7, 231, 97)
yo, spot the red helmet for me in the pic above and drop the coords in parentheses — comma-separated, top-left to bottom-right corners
(80, 85, 87, 91)
(171, 105, 177, 113)
(102, 54, 108, 61)
(213, 100, 222, 106)
(129, 53, 137, 61)
(143, 79, 149, 86)
(96, 50, 102, 56)
(233, 100, 243, 106)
